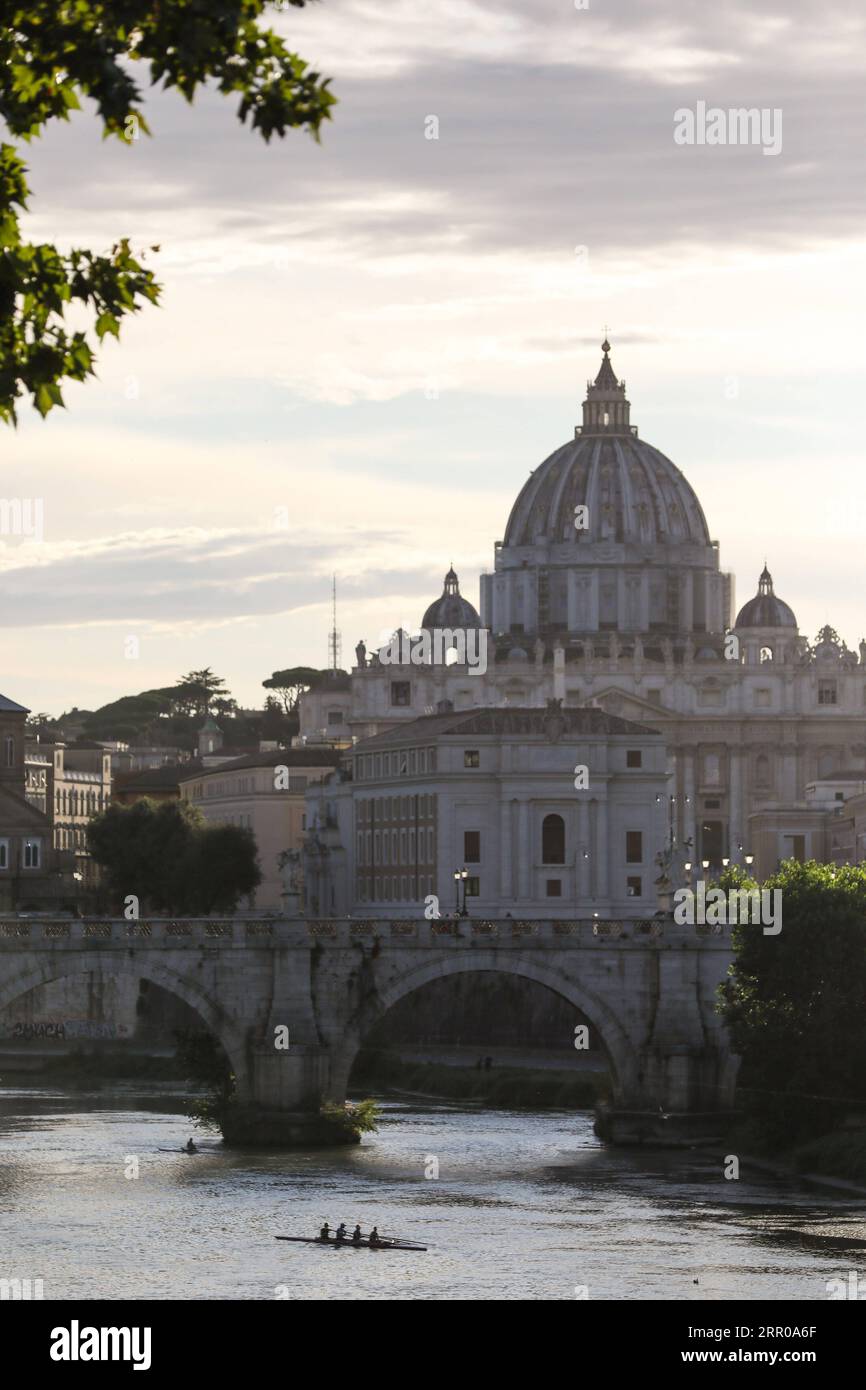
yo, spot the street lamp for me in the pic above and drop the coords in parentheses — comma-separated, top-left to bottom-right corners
(744, 853, 754, 868)
(722, 857, 730, 868)
(453, 869, 460, 916)
(701, 858, 709, 873)
(459, 867, 469, 917)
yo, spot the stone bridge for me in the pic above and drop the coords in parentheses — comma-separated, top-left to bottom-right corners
(0, 915, 738, 1144)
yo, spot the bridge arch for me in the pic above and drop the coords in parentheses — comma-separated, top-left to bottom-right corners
(0, 953, 250, 1095)
(330, 948, 641, 1104)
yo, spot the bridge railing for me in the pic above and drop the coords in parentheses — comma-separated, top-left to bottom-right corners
(0, 915, 731, 945)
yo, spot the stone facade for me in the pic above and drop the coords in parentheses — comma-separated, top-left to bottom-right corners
(304, 705, 670, 919)
(0, 693, 78, 911)
(0, 915, 737, 1142)
(179, 748, 342, 908)
(298, 343, 866, 878)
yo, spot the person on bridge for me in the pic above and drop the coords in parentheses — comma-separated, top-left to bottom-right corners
(319, 1222, 331, 1242)
(335, 1223, 347, 1243)
(352, 1224, 363, 1245)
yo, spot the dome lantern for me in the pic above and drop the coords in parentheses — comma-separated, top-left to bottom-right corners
(580, 338, 634, 437)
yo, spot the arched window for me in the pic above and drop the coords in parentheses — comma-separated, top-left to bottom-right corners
(755, 754, 770, 787)
(760, 646, 774, 663)
(542, 814, 566, 864)
(3, 735, 14, 767)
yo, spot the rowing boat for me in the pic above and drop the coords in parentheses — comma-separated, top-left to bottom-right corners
(157, 1148, 200, 1154)
(275, 1236, 427, 1252)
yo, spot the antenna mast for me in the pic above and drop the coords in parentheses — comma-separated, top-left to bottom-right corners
(328, 574, 342, 672)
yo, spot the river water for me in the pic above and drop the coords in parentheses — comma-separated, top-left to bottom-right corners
(2, 1083, 864, 1301)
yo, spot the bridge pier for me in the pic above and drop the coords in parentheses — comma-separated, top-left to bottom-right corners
(0, 915, 739, 1148)
(221, 1045, 351, 1146)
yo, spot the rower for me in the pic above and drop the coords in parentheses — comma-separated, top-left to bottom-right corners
(352, 1224, 362, 1245)
(319, 1222, 330, 1242)
(335, 1222, 347, 1243)
(369, 1226, 381, 1248)
(184, 1138, 197, 1154)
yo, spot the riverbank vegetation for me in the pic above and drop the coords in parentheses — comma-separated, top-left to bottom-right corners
(720, 860, 866, 1182)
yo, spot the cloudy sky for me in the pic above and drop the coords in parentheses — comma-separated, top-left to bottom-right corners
(3, 0, 866, 715)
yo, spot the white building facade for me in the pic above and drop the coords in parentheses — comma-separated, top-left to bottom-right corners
(304, 704, 669, 919)
(299, 341, 866, 880)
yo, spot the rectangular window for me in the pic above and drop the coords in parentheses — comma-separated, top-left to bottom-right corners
(465, 876, 480, 897)
(327, 709, 343, 724)
(0, 839, 8, 870)
(464, 750, 480, 768)
(819, 681, 837, 706)
(627, 876, 642, 897)
(545, 879, 562, 897)
(626, 831, 643, 864)
(464, 830, 481, 863)
(626, 749, 642, 768)
(784, 834, 806, 862)
(754, 688, 771, 708)
(390, 681, 411, 707)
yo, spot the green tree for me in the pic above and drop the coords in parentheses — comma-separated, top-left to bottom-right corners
(87, 797, 261, 913)
(262, 665, 323, 713)
(0, 1, 335, 423)
(720, 859, 866, 1144)
(176, 667, 230, 717)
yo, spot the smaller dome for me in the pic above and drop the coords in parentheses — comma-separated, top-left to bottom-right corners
(735, 565, 797, 630)
(421, 567, 481, 630)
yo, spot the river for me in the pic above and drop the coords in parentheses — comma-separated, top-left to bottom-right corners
(2, 1083, 864, 1300)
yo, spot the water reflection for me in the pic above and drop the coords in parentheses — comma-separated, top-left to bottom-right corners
(1, 1085, 864, 1300)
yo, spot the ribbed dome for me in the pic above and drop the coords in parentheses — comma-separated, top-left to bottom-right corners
(421, 567, 481, 630)
(735, 565, 797, 630)
(504, 434, 710, 547)
(504, 341, 710, 548)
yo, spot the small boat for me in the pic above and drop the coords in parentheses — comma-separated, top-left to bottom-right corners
(157, 1148, 200, 1155)
(275, 1235, 426, 1252)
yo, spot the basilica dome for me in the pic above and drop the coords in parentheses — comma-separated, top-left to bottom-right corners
(481, 341, 731, 639)
(503, 342, 710, 548)
(421, 567, 481, 630)
(735, 565, 797, 630)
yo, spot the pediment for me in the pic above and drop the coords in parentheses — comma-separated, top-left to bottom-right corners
(576, 685, 674, 722)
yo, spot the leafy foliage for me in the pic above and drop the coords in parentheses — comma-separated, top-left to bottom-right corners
(87, 796, 261, 912)
(175, 667, 231, 717)
(262, 665, 324, 713)
(720, 859, 866, 1143)
(174, 1028, 235, 1131)
(0, 1, 335, 422)
(320, 1098, 380, 1137)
